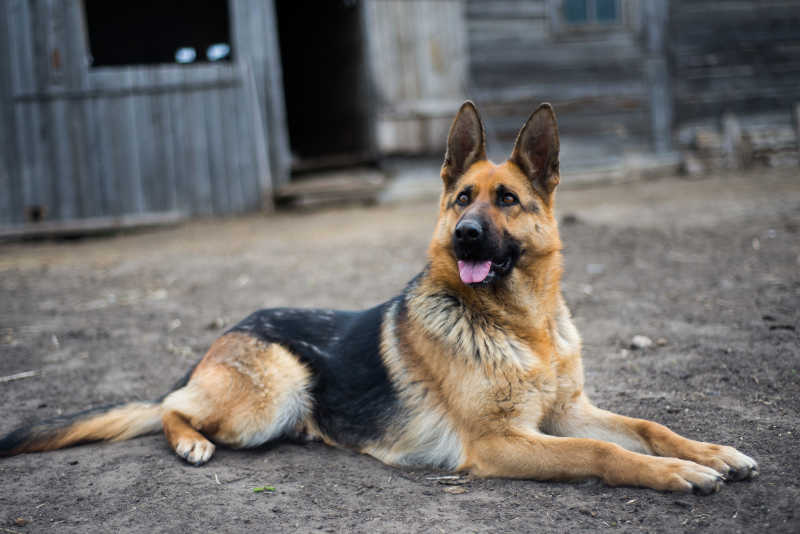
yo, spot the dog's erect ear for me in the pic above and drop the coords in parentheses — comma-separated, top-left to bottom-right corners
(441, 101, 487, 190)
(510, 103, 560, 197)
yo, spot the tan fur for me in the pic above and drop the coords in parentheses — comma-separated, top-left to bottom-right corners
(160, 333, 313, 463)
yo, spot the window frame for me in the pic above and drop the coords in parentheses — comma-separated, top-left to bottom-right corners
(549, 0, 639, 39)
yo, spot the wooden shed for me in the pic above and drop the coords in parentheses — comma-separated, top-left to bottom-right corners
(5, 1, 793, 233)
(466, 0, 672, 166)
(0, 0, 468, 232)
(465, 0, 800, 169)
(0, 0, 294, 232)
(668, 0, 800, 123)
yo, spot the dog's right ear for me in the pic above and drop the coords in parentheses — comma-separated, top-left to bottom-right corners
(441, 101, 487, 190)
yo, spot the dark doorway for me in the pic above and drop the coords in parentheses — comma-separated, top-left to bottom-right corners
(276, 0, 373, 172)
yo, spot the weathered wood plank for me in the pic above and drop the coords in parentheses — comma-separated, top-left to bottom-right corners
(7, 0, 36, 96)
(364, 0, 467, 153)
(90, 95, 115, 215)
(79, 95, 105, 217)
(0, 1, 21, 224)
(275, 168, 386, 208)
(61, 0, 89, 92)
(204, 84, 230, 214)
(257, 0, 290, 187)
(467, 19, 550, 47)
(86, 63, 236, 93)
(103, 68, 144, 216)
(482, 103, 652, 143)
(184, 79, 213, 214)
(472, 79, 648, 105)
(230, 0, 282, 191)
(61, 1, 95, 218)
(243, 62, 274, 211)
(668, 0, 800, 121)
(217, 72, 245, 214)
(470, 32, 643, 66)
(125, 68, 145, 215)
(42, 0, 78, 220)
(149, 67, 179, 213)
(166, 70, 192, 215)
(0, 211, 187, 240)
(31, 0, 50, 93)
(17, 1, 52, 221)
(102, 88, 126, 215)
(466, 0, 547, 19)
(48, 97, 79, 220)
(131, 68, 158, 214)
(644, 0, 671, 153)
(231, 73, 259, 212)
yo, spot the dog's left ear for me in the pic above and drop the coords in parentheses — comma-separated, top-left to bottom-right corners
(441, 101, 487, 190)
(510, 103, 560, 197)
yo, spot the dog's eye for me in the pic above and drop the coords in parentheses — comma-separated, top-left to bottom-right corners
(456, 192, 470, 206)
(500, 192, 518, 206)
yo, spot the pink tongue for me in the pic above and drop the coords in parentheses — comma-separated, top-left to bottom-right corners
(457, 260, 492, 284)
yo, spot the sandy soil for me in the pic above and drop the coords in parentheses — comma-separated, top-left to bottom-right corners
(1, 170, 798, 533)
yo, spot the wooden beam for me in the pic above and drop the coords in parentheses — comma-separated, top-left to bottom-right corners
(0, 211, 187, 240)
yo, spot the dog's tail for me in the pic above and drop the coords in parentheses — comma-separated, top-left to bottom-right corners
(0, 401, 163, 456)
(0, 365, 196, 457)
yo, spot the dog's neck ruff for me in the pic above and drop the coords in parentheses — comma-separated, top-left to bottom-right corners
(404, 275, 533, 370)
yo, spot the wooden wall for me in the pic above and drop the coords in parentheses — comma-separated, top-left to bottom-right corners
(363, 0, 468, 154)
(668, 0, 800, 124)
(0, 0, 287, 227)
(465, 0, 654, 158)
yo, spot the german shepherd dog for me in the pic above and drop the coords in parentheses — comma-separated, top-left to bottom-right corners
(0, 102, 758, 494)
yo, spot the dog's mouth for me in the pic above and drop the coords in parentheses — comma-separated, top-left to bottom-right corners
(457, 256, 514, 286)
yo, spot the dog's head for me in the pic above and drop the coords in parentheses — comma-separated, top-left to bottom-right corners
(429, 101, 562, 289)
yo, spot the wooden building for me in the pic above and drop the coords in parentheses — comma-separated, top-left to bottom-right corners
(0, 0, 467, 230)
(0, 0, 289, 230)
(466, 0, 800, 168)
(466, 0, 671, 166)
(1, 1, 797, 231)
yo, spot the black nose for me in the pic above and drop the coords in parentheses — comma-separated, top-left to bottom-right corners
(455, 219, 483, 243)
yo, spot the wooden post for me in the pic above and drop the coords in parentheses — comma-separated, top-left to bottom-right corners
(230, 0, 291, 189)
(0, 1, 20, 225)
(644, 0, 672, 154)
(243, 61, 275, 212)
(794, 103, 800, 155)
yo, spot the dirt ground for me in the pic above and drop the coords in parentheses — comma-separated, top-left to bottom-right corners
(1, 169, 798, 533)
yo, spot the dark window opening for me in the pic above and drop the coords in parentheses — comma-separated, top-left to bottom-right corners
(84, 0, 232, 67)
(276, 0, 373, 171)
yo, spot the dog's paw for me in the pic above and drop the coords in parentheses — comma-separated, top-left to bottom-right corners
(691, 443, 758, 482)
(656, 458, 725, 495)
(174, 437, 216, 466)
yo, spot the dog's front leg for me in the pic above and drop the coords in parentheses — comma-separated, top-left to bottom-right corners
(546, 394, 758, 481)
(464, 430, 724, 493)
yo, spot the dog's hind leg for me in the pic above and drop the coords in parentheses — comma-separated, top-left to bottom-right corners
(160, 333, 313, 465)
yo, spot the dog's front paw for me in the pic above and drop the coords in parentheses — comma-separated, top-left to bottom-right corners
(174, 437, 216, 466)
(645, 457, 725, 495)
(691, 443, 758, 481)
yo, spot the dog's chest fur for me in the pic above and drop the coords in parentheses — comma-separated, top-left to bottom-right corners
(370, 276, 583, 469)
